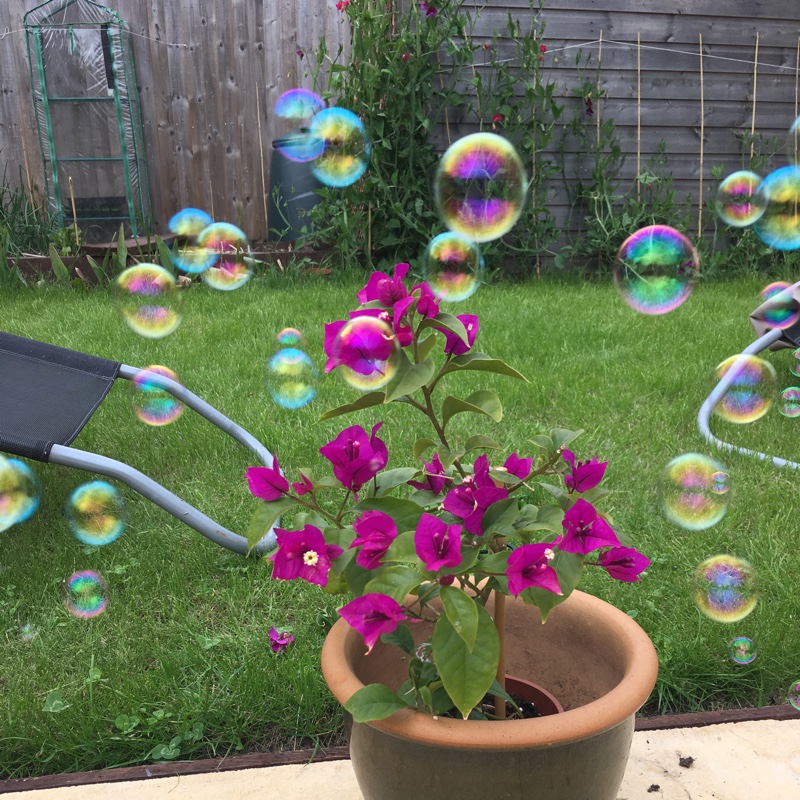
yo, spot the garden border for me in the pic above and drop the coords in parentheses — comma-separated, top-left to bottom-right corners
(0, 704, 797, 794)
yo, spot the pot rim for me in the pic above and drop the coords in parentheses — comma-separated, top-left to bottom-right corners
(321, 589, 659, 750)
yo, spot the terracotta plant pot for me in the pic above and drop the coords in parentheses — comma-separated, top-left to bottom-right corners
(321, 589, 658, 800)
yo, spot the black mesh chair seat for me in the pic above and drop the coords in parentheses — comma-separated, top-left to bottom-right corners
(0, 331, 275, 554)
(0, 332, 120, 462)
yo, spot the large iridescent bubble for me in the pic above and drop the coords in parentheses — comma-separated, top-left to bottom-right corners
(331, 316, 399, 391)
(423, 232, 484, 302)
(132, 366, 185, 426)
(197, 223, 252, 290)
(115, 264, 183, 338)
(65, 481, 126, 547)
(614, 226, 699, 315)
(715, 171, 765, 228)
(758, 281, 800, 330)
(753, 166, 800, 251)
(275, 89, 325, 120)
(434, 133, 528, 243)
(265, 348, 319, 409)
(0, 456, 40, 531)
(660, 453, 729, 531)
(309, 108, 371, 187)
(64, 570, 109, 619)
(712, 354, 777, 424)
(692, 555, 758, 623)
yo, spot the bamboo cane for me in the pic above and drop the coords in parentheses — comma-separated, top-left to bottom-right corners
(68, 176, 80, 248)
(494, 591, 506, 719)
(256, 83, 269, 238)
(750, 32, 759, 163)
(637, 33, 641, 200)
(698, 34, 705, 236)
(596, 29, 603, 145)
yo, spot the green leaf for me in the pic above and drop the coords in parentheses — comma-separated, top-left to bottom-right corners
(413, 438, 438, 458)
(48, 245, 70, 283)
(464, 435, 504, 453)
(155, 235, 175, 273)
(345, 684, 410, 722)
(487, 679, 521, 715)
(372, 468, 419, 497)
(417, 333, 439, 362)
(522, 550, 584, 622)
(380, 623, 416, 655)
(432, 602, 499, 719)
(355, 497, 424, 532)
(342, 557, 374, 597)
(383, 530, 419, 563)
(439, 586, 479, 652)
(475, 550, 509, 575)
(196, 634, 222, 650)
(114, 714, 140, 734)
(43, 690, 69, 713)
(530, 434, 555, 451)
(481, 498, 519, 537)
(551, 428, 584, 450)
(365, 565, 424, 604)
(84, 666, 102, 684)
(421, 312, 468, 343)
(441, 351, 529, 382)
(247, 497, 299, 552)
(384, 357, 435, 403)
(379, 349, 413, 402)
(319, 392, 386, 421)
(442, 390, 503, 428)
(437, 447, 465, 470)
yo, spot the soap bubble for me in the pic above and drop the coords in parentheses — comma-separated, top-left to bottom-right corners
(115, 264, 183, 338)
(660, 453, 729, 531)
(168, 208, 213, 237)
(197, 223, 252, 290)
(715, 171, 765, 227)
(712, 354, 777, 424)
(0, 458, 40, 531)
(758, 281, 800, 329)
(275, 88, 325, 120)
(753, 166, 800, 251)
(64, 570, 108, 619)
(265, 348, 319, 409)
(728, 636, 757, 665)
(331, 315, 399, 391)
(779, 386, 800, 418)
(422, 232, 484, 302)
(789, 680, 800, 711)
(614, 225, 699, 315)
(132, 366, 185, 426)
(19, 623, 38, 641)
(65, 481, 126, 547)
(434, 132, 528, 243)
(792, 348, 800, 377)
(692, 555, 758, 623)
(276, 327, 305, 347)
(273, 130, 325, 164)
(309, 108, 371, 187)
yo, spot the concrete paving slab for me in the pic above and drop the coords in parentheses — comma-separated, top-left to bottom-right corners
(3, 719, 799, 799)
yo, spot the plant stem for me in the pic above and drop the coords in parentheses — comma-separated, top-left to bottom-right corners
(494, 590, 506, 719)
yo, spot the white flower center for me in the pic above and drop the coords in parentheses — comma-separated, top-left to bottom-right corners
(544, 548, 555, 561)
(303, 549, 320, 566)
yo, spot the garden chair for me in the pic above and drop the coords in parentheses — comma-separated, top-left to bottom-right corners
(698, 279, 800, 469)
(0, 330, 276, 554)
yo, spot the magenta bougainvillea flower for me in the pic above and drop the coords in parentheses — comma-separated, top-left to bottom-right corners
(357, 263, 410, 307)
(292, 472, 314, 496)
(408, 452, 452, 495)
(503, 452, 533, 481)
(562, 449, 607, 493)
(339, 593, 408, 654)
(246, 458, 289, 501)
(597, 547, 650, 582)
(412, 282, 440, 319)
(414, 513, 462, 571)
(320, 423, 388, 494)
(443, 455, 508, 535)
(269, 626, 294, 653)
(351, 510, 398, 570)
(438, 313, 479, 356)
(506, 543, 562, 596)
(559, 498, 619, 555)
(271, 525, 344, 586)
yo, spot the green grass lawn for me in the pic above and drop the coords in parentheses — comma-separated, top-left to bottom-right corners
(1, 273, 799, 777)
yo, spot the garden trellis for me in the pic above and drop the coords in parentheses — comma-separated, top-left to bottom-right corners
(23, 0, 151, 242)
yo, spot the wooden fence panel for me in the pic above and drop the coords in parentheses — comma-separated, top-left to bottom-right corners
(0, 1, 798, 243)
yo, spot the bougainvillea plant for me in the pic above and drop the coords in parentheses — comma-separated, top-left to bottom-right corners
(246, 264, 650, 721)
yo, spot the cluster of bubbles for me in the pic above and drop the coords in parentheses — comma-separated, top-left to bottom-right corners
(613, 225, 700, 315)
(264, 328, 320, 409)
(274, 89, 371, 188)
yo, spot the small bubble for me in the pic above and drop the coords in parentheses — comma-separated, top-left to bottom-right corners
(692, 555, 758, 623)
(265, 348, 319, 409)
(132, 366, 184, 426)
(660, 454, 729, 531)
(64, 570, 109, 619)
(715, 171, 765, 228)
(309, 108, 371, 187)
(728, 636, 757, 665)
(65, 482, 126, 547)
(115, 265, 183, 338)
(789, 680, 800, 711)
(423, 232, 484, 302)
(712, 354, 777, 424)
